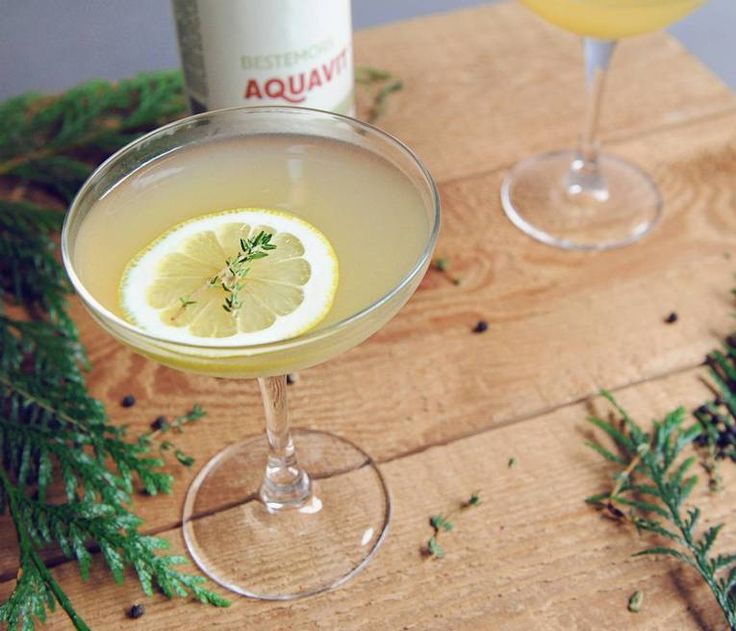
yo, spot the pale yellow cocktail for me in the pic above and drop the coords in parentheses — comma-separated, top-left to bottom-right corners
(69, 126, 433, 377)
(63, 107, 439, 600)
(520, 0, 704, 38)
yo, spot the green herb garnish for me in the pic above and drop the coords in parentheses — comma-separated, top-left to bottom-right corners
(0, 72, 228, 631)
(586, 390, 736, 628)
(433, 256, 462, 285)
(221, 231, 276, 313)
(355, 66, 394, 84)
(355, 66, 404, 125)
(627, 590, 644, 613)
(369, 80, 404, 125)
(138, 404, 205, 470)
(172, 230, 277, 320)
(425, 491, 482, 559)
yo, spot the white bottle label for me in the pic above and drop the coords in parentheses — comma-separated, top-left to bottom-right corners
(172, 0, 354, 114)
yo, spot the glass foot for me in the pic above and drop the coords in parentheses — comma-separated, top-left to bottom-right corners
(500, 150, 662, 251)
(182, 429, 390, 600)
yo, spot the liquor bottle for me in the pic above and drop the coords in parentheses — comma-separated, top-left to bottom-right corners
(171, 0, 354, 114)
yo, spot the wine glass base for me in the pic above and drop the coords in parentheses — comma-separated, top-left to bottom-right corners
(182, 429, 390, 600)
(500, 150, 662, 251)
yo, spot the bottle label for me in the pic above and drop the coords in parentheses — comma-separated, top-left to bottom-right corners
(173, 0, 354, 114)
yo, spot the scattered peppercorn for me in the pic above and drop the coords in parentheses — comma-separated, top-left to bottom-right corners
(472, 320, 489, 334)
(664, 312, 678, 324)
(127, 603, 145, 619)
(605, 501, 625, 520)
(693, 401, 735, 460)
(286, 373, 299, 385)
(150, 415, 168, 431)
(121, 394, 136, 408)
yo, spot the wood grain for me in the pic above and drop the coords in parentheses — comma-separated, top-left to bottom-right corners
(2, 106, 731, 576)
(4, 371, 735, 630)
(4, 3, 736, 629)
(12, 105, 736, 548)
(353, 2, 736, 183)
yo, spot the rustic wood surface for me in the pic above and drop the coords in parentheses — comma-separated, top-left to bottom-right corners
(4, 2, 736, 629)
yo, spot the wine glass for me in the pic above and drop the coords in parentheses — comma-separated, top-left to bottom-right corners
(61, 107, 440, 599)
(501, 0, 706, 250)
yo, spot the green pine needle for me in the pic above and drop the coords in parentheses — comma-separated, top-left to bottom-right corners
(586, 390, 736, 628)
(0, 72, 230, 631)
(0, 65, 397, 628)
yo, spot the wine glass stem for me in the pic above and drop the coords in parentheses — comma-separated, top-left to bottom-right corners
(258, 375, 313, 512)
(566, 37, 618, 201)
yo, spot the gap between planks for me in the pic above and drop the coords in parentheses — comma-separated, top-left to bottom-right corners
(0, 352, 711, 587)
(432, 103, 736, 189)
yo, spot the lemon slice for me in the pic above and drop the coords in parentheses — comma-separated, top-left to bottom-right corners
(119, 208, 338, 346)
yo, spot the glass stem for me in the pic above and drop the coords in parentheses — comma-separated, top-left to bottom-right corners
(258, 375, 312, 512)
(566, 37, 617, 202)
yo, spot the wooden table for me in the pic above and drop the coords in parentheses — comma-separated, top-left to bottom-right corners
(6, 2, 736, 628)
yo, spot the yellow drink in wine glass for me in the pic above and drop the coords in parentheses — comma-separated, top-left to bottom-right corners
(520, 0, 704, 39)
(502, 0, 706, 250)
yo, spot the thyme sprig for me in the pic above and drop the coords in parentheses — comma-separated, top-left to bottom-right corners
(432, 257, 462, 286)
(172, 230, 277, 320)
(355, 66, 404, 124)
(586, 390, 736, 628)
(220, 231, 276, 313)
(139, 405, 206, 469)
(425, 491, 481, 559)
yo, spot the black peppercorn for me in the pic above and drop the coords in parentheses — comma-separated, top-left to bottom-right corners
(664, 312, 678, 324)
(150, 415, 168, 431)
(121, 394, 136, 408)
(472, 320, 488, 334)
(127, 603, 145, 619)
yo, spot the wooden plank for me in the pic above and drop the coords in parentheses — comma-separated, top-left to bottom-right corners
(354, 3, 736, 183)
(5, 368, 735, 630)
(4, 4, 736, 624)
(3, 103, 735, 580)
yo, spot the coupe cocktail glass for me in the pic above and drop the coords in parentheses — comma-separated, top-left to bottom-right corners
(502, 0, 705, 250)
(62, 107, 440, 599)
